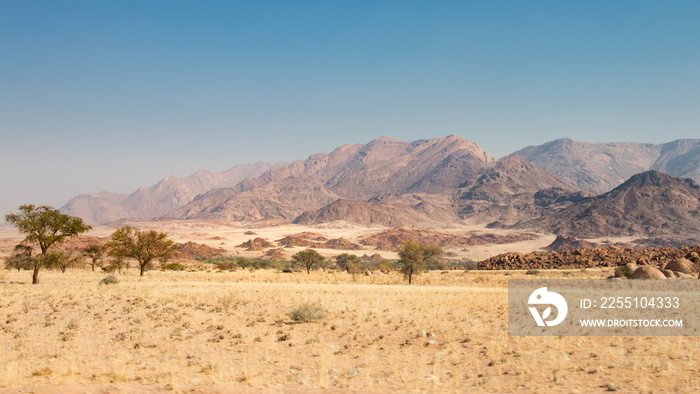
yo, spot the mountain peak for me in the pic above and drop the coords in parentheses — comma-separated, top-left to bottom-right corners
(615, 170, 698, 191)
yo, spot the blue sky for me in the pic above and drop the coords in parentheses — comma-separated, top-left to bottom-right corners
(1, 1, 699, 216)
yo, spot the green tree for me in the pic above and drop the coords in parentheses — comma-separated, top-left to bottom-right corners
(5, 244, 33, 272)
(397, 241, 442, 285)
(335, 253, 362, 273)
(51, 251, 83, 273)
(292, 249, 325, 274)
(107, 226, 175, 276)
(5, 204, 91, 284)
(82, 243, 106, 271)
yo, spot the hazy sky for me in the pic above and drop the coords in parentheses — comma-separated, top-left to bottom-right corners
(1, 1, 699, 217)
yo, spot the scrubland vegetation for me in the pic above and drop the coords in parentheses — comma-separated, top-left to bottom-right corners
(1, 268, 698, 392)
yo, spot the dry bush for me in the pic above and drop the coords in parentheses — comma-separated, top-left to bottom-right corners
(289, 301, 326, 323)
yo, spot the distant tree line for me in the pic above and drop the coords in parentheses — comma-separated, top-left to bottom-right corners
(5, 204, 457, 285)
(4, 204, 176, 283)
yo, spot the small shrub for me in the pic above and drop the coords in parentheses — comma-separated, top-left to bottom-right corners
(463, 261, 479, 271)
(614, 265, 634, 279)
(163, 262, 186, 271)
(289, 302, 326, 323)
(100, 275, 119, 285)
(525, 270, 540, 275)
(282, 268, 293, 273)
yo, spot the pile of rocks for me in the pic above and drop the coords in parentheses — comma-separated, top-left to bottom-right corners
(621, 255, 699, 279)
(479, 246, 700, 279)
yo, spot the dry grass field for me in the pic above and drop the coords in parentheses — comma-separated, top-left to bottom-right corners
(1, 267, 698, 393)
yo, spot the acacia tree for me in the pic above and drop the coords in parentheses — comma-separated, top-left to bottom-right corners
(397, 240, 442, 285)
(107, 226, 175, 276)
(5, 244, 33, 272)
(335, 253, 362, 273)
(5, 204, 91, 284)
(292, 249, 325, 274)
(82, 243, 106, 271)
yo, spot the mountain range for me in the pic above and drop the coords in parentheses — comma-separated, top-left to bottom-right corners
(62, 161, 287, 225)
(61, 135, 700, 244)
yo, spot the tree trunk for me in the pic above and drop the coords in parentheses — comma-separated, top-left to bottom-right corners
(32, 267, 40, 284)
(140, 265, 145, 276)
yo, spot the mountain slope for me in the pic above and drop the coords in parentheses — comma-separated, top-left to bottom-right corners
(172, 178, 339, 222)
(233, 135, 493, 199)
(293, 199, 440, 227)
(520, 170, 700, 238)
(515, 138, 700, 193)
(455, 155, 590, 225)
(173, 135, 495, 222)
(61, 161, 286, 225)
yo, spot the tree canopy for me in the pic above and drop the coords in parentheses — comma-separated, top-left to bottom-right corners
(397, 240, 442, 284)
(292, 249, 325, 274)
(5, 204, 91, 283)
(106, 226, 175, 276)
(335, 253, 362, 273)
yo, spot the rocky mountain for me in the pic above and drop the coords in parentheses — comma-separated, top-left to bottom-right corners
(61, 161, 286, 225)
(61, 135, 700, 242)
(289, 154, 589, 227)
(454, 155, 590, 225)
(170, 135, 495, 223)
(293, 199, 440, 227)
(515, 138, 700, 194)
(521, 170, 700, 240)
(233, 135, 493, 199)
(172, 178, 339, 222)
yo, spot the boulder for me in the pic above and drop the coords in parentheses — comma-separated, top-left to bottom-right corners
(664, 258, 698, 275)
(660, 269, 677, 278)
(630, 266, 667, 280)
(675, 272, 696, 279)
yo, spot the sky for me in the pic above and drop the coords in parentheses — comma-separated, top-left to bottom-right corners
(1, 1, 699, 217)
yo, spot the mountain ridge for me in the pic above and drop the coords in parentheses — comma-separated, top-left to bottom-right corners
(61, 161, 287, 225)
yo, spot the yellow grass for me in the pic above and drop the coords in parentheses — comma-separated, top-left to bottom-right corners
(1, 268, 698, 393)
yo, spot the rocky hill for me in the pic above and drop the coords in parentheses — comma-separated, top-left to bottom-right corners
(293, 199, 440, 227)
(520, 170, 700, 240)
(172, 178, 339, 222)
(358, 227, 538, 251)
(61, 162, 286, 225)
(454, 155, 590, 225)
(515, 138, 700, 194)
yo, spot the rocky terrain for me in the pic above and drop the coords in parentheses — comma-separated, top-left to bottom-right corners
(515, 138, 700, 193)
(519, 170, 700, 241)
(293, 199, 441, 227)
(479, 242, 700, 279)
(358, 227, 539, 251)
(172, 178, 339, 222)
(454, 154, 590, 226)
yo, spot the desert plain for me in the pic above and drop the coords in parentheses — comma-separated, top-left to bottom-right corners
(0, 221, 698, 393)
